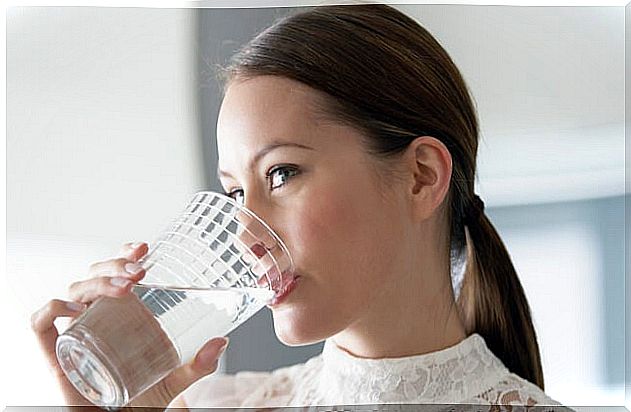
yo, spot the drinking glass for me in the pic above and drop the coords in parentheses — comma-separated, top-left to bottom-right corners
(55, 191, 294, 409)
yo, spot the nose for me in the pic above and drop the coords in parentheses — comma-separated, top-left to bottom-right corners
(229, 199, 292, 293)
(234, 196, 275, 252)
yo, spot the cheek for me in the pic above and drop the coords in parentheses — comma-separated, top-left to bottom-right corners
(270, 175, 405, 344)
(286, 180, 395, 295)
(288, 187, 360, 266)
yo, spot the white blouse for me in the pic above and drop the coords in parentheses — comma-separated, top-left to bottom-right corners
(181, 333, 565, 408)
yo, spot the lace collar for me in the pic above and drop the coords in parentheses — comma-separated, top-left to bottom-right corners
(316, 333, 510, 404)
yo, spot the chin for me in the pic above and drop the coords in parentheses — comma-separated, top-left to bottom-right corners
(271, 303, 354, 347)
(271, 308, 330, 346)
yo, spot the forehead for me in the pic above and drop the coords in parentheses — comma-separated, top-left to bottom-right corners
(215, 76, 377, 183)
(217, 76, 329, 153)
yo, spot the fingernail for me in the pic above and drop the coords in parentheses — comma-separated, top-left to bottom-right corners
(218, 338, 229, 356)
(129, 242, 143, 250)
(66, 301, 86, 311)
(124, 263, 143, 275)
(198, 338, 229, 366)
(110, 277, 131, 287)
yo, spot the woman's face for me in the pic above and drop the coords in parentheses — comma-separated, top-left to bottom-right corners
(216, 75, 411, 346)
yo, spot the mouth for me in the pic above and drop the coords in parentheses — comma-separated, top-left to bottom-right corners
(267, 274, 300, 307)
(255, 265, 299, 300)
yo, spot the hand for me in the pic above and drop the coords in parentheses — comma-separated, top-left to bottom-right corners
(31, 242, 230, 409)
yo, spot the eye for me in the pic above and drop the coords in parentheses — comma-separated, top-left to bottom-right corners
(222, 165, 300, 205)
(267, 165, 300, 191)
(223, 189, 244, 205)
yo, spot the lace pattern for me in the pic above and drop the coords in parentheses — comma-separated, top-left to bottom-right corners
(310, 334, 510, 404)
(181, 333, 566, 409)
(472, 373, 564, 407)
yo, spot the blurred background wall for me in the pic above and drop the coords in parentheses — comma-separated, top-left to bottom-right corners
(5, 6, 205, 405)
(5, 3, 626, 409)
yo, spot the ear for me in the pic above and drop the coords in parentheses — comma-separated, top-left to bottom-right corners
(403, 136, 453, 221)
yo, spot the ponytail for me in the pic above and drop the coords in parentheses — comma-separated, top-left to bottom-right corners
(458, 207, 545, 389)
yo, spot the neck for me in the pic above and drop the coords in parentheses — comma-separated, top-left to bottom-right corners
(330, 244, 467, 359)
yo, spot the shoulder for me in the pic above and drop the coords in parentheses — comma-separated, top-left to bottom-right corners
(178, 355, 323, 408)
(469, 372, 567, 408)
(239, 355, 324, 406)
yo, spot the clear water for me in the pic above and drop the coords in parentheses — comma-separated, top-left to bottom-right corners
(133, 283, 276, 362)
(57, 284, 276, 408)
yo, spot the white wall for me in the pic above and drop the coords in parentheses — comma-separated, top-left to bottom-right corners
(5, 7, 204, 406)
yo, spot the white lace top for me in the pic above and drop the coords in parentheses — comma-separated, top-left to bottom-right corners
(180, 333, 565, 408)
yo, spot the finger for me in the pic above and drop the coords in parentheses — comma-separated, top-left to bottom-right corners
(68, 276, 135, 303)
(88, 257, 146, 281)
(120, 241, 149, 262)
(119, 241, 142, 256)
(31, 299, 87, 376)
(31, 299, 87, 333)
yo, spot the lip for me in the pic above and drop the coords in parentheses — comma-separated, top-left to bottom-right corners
(267, 275, 301, 307)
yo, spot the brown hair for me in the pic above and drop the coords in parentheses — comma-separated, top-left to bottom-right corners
(219, 4, 545, 389)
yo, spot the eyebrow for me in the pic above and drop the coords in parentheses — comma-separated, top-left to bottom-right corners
(217, 142, 315, 179)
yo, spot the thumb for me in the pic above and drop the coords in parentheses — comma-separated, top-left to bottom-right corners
(192, 337, 230, 374)
(164, 337, 229, 394)
(127, 338, 229, 407)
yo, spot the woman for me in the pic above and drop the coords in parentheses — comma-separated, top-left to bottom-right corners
(32, 4, 565, 409)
